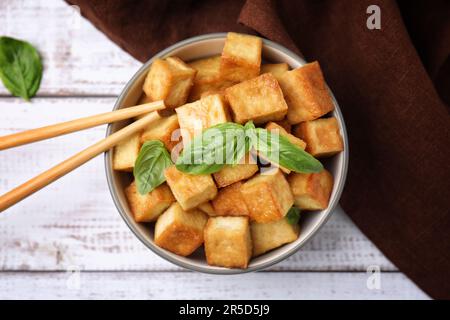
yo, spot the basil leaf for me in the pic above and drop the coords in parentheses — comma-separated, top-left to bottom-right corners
(0, 37, 43, 101)
(176, 122, 246, 174)
(254, 128, 323, 173)
(286, 207, 301, 225)
(133, 140, 173, 195)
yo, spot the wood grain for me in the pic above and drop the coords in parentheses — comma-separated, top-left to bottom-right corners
(0, 271, 428, 299)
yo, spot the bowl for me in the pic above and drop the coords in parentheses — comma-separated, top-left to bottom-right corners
(105, 33, 349, 274)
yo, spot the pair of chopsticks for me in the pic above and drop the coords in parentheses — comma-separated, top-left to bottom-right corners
(0, 101, 165, 212)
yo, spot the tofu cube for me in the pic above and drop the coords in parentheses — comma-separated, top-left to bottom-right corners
(220, 32, 262, 82)
(251, 217, 300, 257)
(198, 202, 216, 216)
(140, 113, 180, 151)
(204, 216, 252, 268)
(164, 165, 218, 210)
(278, 61, 334, 124)
(143, 57, 196, 108)
(113, 132, 140, 172)
(155, 202, 208, 256)
(273, 118, 292, 133)
(293, 117, 344, 157)
(137, 93, 153, 105)
(264, 122, 307, 174)
(212, 182, 250, 216)
(260, 63, 289, 81)
(288, 170, 334, 210)
(176, 93, 231, 143)
(125, 181, 175, 222)
(213, 153, 259, 188)
(189, 55, 222, 83)
(265, 122, 306, 149)
(241, 169, 294, 223)
(225, 73, 288, 124)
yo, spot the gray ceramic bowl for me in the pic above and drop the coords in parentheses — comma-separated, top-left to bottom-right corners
(105, 33, 349, 274)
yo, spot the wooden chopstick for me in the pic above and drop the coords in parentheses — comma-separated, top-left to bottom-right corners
(0, 101, 165, 150)
(0, 111, 161, 212)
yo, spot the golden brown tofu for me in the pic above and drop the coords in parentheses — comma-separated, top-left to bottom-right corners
(274, 118, 292, 133)
(188, 55, 236, 101)
(125, 181, 175, 222)
(198, 202, 216, 216)
(293, 117, 343, 157)
(265, 122, 306, 149)
(176, 93, 231, 144)
(137, 93, 153, 105)
(154, 202, 208, 256)
(164, 165, 218, 210)
(140, 113, 180, 152)
(278, 61, 334, 124)
(241, 169, 294, 223)
(260, 63, 289, 81)
(225, 73, 288, 124)
(213, 153, 259, 188)
(264, 122, 307, 174)
(143, 57, 196, 108)
(251, 217, 300, 257)
(211, 182, 250, 217)
(113, 132, 141, 172)
(220, 32, 262, 82)
(288, 170, 334, 210)
(204, 216, 252, 268)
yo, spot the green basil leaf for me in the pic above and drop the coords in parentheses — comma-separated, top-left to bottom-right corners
(176, 122, 246, 174)
(0, 37, 43, 101)
(286, 207, 301, 225)
(254, 128, 323, 173)
(133, 140, 173, 195)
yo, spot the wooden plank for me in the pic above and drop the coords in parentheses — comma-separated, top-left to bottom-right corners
(0, 97, 396, 272)
(0, 271, 428, 299)
(0, 0, 140, 96)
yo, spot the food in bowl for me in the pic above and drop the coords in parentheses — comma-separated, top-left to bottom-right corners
(112, 32, 344, 269)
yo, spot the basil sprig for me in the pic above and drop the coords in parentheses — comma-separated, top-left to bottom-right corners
(176, 121, 323, 175)
(286, 207, 301, 225)
(0, 37, 43, 101)
(133, 140, 173, 195)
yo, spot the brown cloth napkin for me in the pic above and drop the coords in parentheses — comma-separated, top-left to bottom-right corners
(66, 0, 450, 299)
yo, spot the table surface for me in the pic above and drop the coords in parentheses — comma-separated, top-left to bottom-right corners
(0, 0, 428, 300)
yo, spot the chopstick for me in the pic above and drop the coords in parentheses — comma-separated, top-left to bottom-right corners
(0, 111, 161, 212)
(0, 101, 165, 150)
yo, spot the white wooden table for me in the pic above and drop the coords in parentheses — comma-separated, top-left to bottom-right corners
(0, 0, 428, 300)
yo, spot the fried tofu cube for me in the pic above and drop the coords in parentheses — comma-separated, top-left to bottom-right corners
(176, 93, 231, 143)
(264, 122, 307, 174)
(241, 169, 294, 223)
(260, 63, 289, 81)
(265, 122, 306, 149)
(225, 73, 288, 124)
(251, 217, 300, 257)
(288, 170, 334, 210)
(220, 32, 262, 82)
(155, 202, 208, 256)
(140, 113, 180, 151)
(164, 165, 218, 210)
(137, 93, 153, 105)
(113, 132, 140, 172)
(188, 55, 235, 101)
(125, 181, 175, 222)
(213, 153, 259, 188)
(293, 117, 343, 157)
(198, 202, 216, 216)
(212, 182, 250, 217)
(204, 216, 252, 268)
(143, 57, 196, 108)
(278, 61, 334, 124)
(274, 118, 292, 133)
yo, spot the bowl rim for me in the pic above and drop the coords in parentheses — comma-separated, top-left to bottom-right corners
(105, 32, 349, 274)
